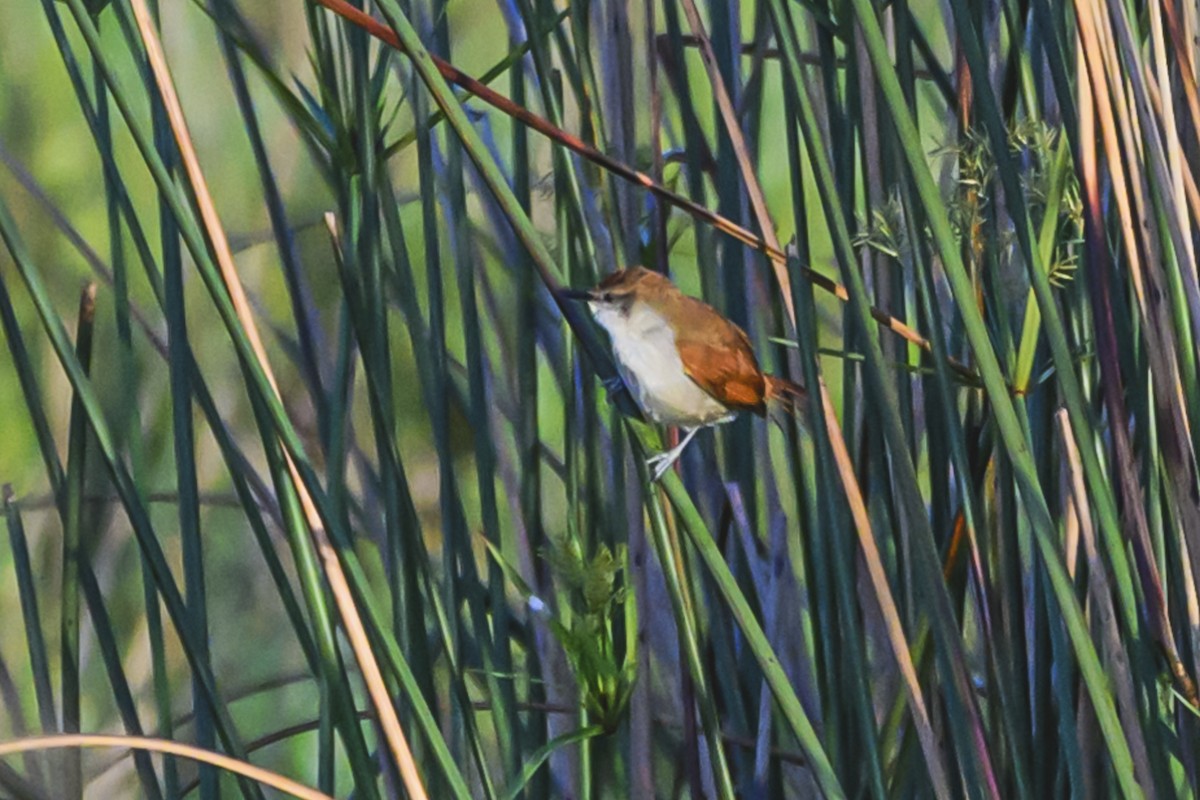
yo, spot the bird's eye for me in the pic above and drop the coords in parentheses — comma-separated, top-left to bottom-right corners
(602, 292, 614, 303)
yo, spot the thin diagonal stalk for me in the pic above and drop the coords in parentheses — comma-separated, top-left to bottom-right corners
(650, 453, 844, 798)
(641, 475, 736, 799)
(77, 563, 165, 800)
(3, 490, 57, 741)
(309, 0, 975, 381)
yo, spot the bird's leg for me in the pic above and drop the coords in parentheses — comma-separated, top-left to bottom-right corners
(646, 428, 700, 481)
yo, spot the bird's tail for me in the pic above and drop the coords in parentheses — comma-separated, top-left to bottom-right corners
(763, 375, 809, 427)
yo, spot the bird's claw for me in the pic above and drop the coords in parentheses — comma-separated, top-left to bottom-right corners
(645, 452, 673, 482)
(643, 428, 699, 482)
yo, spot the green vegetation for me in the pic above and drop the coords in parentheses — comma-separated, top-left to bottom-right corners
(1, 0, 1199, 797)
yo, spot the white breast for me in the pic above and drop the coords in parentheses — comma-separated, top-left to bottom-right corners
(591, 301, 734, 427)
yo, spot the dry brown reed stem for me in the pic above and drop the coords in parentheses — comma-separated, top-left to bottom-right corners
(127, 2, 429, 795)
(1056, 409, 1157, 790)
(309, 0, 983, 384)
(1159, 0, 1200, 182)
(1074, 0, 1200, 711)
(1142, 68, 1200, 247)
(0, 734, 334, 800)
(1147, 1, 1194, 270)
(677, 0, 790, 318)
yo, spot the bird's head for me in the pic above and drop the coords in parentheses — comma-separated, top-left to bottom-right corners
(559, 267, 673, 330)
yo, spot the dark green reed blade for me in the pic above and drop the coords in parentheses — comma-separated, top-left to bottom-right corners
(210, 0, 329, 432)
(658, 1, 719, 285)
(508, 34, 544, 800)
(376, 181, 438, 696)
(639, 469, 737, 799)
(405, 54, 484, 790)
(4, 491, 57, 744)
(136, 1, 217, 783)
(60, 284, 96, 800)
(780, 78, 847, 793)
(500, 725, 604, 800)
(246, 388, 383, 800)
(433, 0, 520, 785)
(0, 262, 64, 507)
(78, 564, 164, 800)
(780, 12, 889, 799)
(92, 30, 181, 794)
(0, 760, 52, 800)
(649, 451, 844, 799)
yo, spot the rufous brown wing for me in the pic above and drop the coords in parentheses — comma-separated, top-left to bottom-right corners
(670, 295, 768, 417)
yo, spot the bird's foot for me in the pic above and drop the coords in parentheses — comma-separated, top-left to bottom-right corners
(645, 451, 676, 482)
(644, 428, 700, 482)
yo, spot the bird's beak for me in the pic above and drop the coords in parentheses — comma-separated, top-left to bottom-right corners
(558, 287, 596, 302)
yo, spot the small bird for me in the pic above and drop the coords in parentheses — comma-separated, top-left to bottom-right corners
(562, 266, 806, 480)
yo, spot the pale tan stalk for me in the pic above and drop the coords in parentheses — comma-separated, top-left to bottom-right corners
(127, 3, 426, 796)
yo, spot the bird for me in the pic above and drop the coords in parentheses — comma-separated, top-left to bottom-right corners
(561, 266, 806, 480)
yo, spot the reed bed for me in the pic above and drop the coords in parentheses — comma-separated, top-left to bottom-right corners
(1, 0, 1199, 797)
